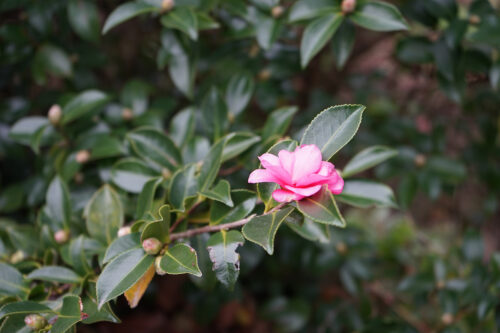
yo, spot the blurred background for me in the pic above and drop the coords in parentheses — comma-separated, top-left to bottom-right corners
(1, 0, 500, 332)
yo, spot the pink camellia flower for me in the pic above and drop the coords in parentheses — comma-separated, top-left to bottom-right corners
(248, 144, 344, 203)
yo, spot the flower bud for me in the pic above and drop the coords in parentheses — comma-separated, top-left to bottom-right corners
(142, 238, 162, 255)
(258, 69, 271, 81)
(48, 104, 62, 126)
(469, 15, 480, 25)
(24, 314, 47, 330)
(271, 6, 284, 18)
(161, 168, 171, 179)
(441, 313, 453, 325)
(122, 108, 133, 121)
(162, 0, 174, 11)
(155, 256, 167, 275)
(75, 150, 91, 164)
(117, 226, 132, 237)
(10, 250, 25, 264)
(336, 242, 347, 254)
(436, 280, 445, 289)
(54, 230, 70, 244)
(414, 154, 426, 168)
(341, 0, 356, 14)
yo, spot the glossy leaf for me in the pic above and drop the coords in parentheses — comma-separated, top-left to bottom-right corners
(135, 177, 163, 219)
(255, 12, 281, 50)
(0, 301, 53, 320)
(337, 180, 397, 208)
(200, 180, 233, 207)
(85, 185, 124, 244)
(111, 158, 159, 193)
(342, 146, 398, 177)
(350, 1, 409, 32)
(210, 190, 257, 225)
(296, 187, 346, 227)
(207, 230, 244, 289)
(301, 13, 343, 68)
(27, 266, 81, 284)
(50, 295, 82, 333)
(69, 236, 92, 276)
(33, 45, 73, 80)
(82, 283, 120, 324)
(124, 262, 155, 308)
(161, 31, 195, 98)
(286, 214, 330, 244)
(67, 0, 100, 42)
(288, 0, 337, 23)
(0, 263, 28, 298)
(261, 106, 298, 143)
(169, 164, 198, 212)
(61, 90, 109, 124)
(103, 233, 141, 264)
(225, 72, 255, 118)
(127, 127, 182, 172)
(221, 132, 260, 162)
(161, 7, 198, 40)
(97, 248, 155, 308)
(46, 176, 72, 229)
(9, 116, 49, 153)
(332, 20, 355, 69)
(141, 205, 170, 242)
(169, 107, 195, 148)
(159, 243, 202, 277)
(242, 206, 294, 254)
(201, 87, 228, 141)
(102, 1, 159, 34)
(198, 136, 230, 192)
(300, 104, 365, 160)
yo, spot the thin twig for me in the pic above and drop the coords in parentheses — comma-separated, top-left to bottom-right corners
(169, 202, 287, 241)
(169, 200, 203, 233)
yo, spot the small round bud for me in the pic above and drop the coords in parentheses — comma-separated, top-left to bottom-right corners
(48, 104, 62, 126)
(10, 250, 25, 264)
(414, 154, 426, 168)
(24, 314, 47, 330)
(271, 6, 284, 18)
(258, 69, 271, 81)
(441, 313, 453, 325)
(469, 15, 480, 25)
(336, 242, 347, 254)
(75, 150, 91, 164)
(54, 230, 70, 244)
(122, 108, 133, 121)
(341, 0, 356, 14)
(142, 238, 162, 255)
(161, 168, 171, 179)
(117, 226, 132, 237)
(162, 0, 174, 11)
(155, 256, 167, 275)
(436, 280, 445, 289)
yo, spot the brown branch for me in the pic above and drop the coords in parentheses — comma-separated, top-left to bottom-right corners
(169, 202, 287, 241)
(169, 200, 203, 233)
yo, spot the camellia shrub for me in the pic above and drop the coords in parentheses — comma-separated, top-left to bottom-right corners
(1, 0, 499, 332)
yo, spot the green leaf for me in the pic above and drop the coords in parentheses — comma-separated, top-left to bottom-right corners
(34, 45, 73, 79)
(221, 132, 260, 162)
(288, 0, 337, 23)
(207, 230, 244, 289)
(254, 12, 281, 50)
(197, 12, 220, 30)
(296, 186, 346, 227)
(332, 20, 355, 69)
(120, 79, 152, 115)
(97, 248, 155, 308)
(82, 283, 120, 324)
(210, 190, 256, 225)
(161, 7, 198, 40)
(169, 164, 198, 212)
(225, 72, 255, 118)
(69, 236, 92, 276)
(396, 37, 434, 64)
(300, 13, 343, 68)
(200, 180, 233, 207)
(67, 0, 100, 42)
(257, 140, 297, 208)
(0, 263, 29, 298)
(102, 1, 159, 34)
(159, 243, 202, 277)
(50, 295, 82, 333)
(300, 104, 365, 160)
(85, 185, 124, 245)
(337, 180, 397, 208)
(161, 31, 195, 98)
(9, 116, 49, 153)
(103, 232, 141, 264)
(169, 107, 195, 148)
(62, 90, 109, 124)
(261, 106, 298, 143)
(127, 127, 182, 172)
(342, 146, 398, 177)
(350, 1, 409, 32)
(198, 135, 230, 192)
(46, 176, 72, 230)
(141, 205, 170, 243)
(111, 158, 159, 193)
(286, 213, 330, 244)
(136, 177, 163, 219)
(0, 301, 53, 320)
(201, 87, 228, 141)
(27, 266, 81, 284)
(183, 136, 210, 164)
(242, 206, 294, 254)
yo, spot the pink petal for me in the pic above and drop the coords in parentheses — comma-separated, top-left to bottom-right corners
(258, 153, 291, 185)
(248, 169, 280, 184)
(258, 153, 280, 168)
(283, 184, 322, 196)
(327, 170, 344, 194)
(318, 161, 334, 176)
(290, 145, 322, 184)
(278, 150, 294, 176)
(294, 162, 335, 187)
(272, 189, 304, 203)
